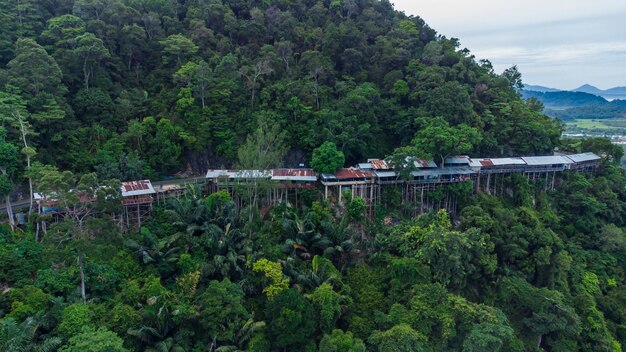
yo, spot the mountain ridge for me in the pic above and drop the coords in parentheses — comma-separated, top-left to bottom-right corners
(526, 83, 626, 97)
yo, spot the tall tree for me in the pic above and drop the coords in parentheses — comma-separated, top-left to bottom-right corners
(0, 127, 21, 230)
(73, 33, 110, 91)
(0, 92, 37, 215)
(6, 38, 66, 119)
(311, 141, 345, 174)
(34, 167, 121, 303)
(396, 116, 481, 167)
(159, 34, 198, 67)
(237, 115, 287, 170)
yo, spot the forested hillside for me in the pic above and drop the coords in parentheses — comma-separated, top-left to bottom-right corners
(0, 0, 561, 177)
(0, 1, 625, 352)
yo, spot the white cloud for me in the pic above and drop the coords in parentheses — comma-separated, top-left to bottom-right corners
(392, 0, 626, 88)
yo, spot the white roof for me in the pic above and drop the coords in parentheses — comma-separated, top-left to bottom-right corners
(521, 156, 573, 166)
(206, 169, 236, 178)
(411, 167, 475, 177)
(445, 156, 471, 165)
(374, 171, 397, 178)
(358, 163, 373, 170)
(565, 152, 601, 163)
(271, 175, 317, 181)
(469, 158, 526, 167)
(206, 170, 271, 179)
(121, 180, 156, 197)
(231, 170, 272, 179)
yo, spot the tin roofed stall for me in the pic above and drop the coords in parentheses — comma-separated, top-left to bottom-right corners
(268, 169, 318, 207)
(121, 180, 156, 229)
(205, 169, 273, 208)
(521, 156, 574, 190)
(564, 152, 601, 171)
(358, 159, 401, 185)
(321, 168, 376, 205)
(401, 166, 476, 216)
(469, 157, 526, 194)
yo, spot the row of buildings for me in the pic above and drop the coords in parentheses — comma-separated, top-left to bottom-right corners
(34, 152, 601, 226)
(205, 152, 601, 201)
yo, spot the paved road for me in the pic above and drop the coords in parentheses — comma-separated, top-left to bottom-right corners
(0, 176, 208, 214)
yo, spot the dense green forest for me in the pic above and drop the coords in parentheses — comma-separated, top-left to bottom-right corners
(0, 0, 625, 351)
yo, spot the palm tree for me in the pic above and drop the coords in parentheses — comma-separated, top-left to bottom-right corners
(282, 256, 345, 292)
(281, 212, 330, 260)
(215, 319, 266, 352)
(319, 218, 360, 269)
(165, 185, 208, 236)
(203, 222, 251, 281)
(0, 317, 62, 352)
(126, 230, 181, 266)
(128, 295, 185, 352)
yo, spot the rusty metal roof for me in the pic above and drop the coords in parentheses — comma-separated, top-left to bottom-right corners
(413, 159, 437, 168)
(369, 159, 391, 170)
(469, 158, 526, 167)
(333, 168, 374, 179)
(121, 180, 155, 197)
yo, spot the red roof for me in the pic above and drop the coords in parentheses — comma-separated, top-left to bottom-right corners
(369, 159, 391, 170)
(271, 169, 316, 177)
(123, 180, 151, 192)
(480, 160, 494, 166)
(334, 168, 374, 179)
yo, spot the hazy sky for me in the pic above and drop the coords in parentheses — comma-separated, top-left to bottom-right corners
(391, 0, 626, 90)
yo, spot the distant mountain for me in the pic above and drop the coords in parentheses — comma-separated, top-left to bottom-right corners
(526, 83, 626, 98)
(522, 90, 607, 109)
(573, 84, 605, 95)
(524, 84, 560, 92)
(521, 86, 626, 120)
(605, 86, 626, 95)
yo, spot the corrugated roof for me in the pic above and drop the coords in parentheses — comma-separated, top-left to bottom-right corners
(445, 156, 471, 165)
(469, 158, 526, 167)
(565, 152, 601, 163)
(413, 159, 437, 168)
(521, 156, 573, 166)
(271, 169, 317, 181)
(369, 159, 391, 170)
(333, 168, 374, 179)
(358, 163, 372, 170)
(206, 169, 236, 178)
(231, 170, 271, 179)
(412, 167, 475, 177)
(122, 180, 156, 197)
(374, 171, 397, 178)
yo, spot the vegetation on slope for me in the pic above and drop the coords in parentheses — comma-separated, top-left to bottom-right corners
(0, 1, 624, 352)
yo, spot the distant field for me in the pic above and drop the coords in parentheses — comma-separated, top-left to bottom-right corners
(564, 118, 626, 133)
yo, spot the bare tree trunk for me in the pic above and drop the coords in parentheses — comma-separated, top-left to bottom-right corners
(16, 114, 33, 216)
(200, 80, 206, 109)
(5, 196, 15, 230)
(536, 334, 542, 349)
(78, 252, 86, 304)
(83, 58, 91, 91)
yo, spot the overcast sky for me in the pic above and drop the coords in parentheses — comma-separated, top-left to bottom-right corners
(391, 0, 626, 90)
